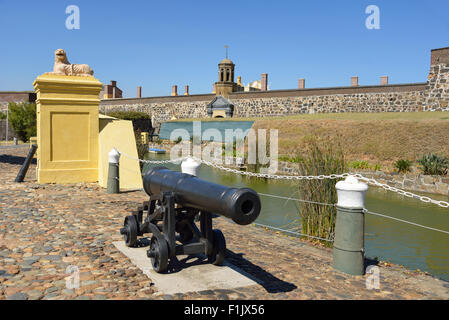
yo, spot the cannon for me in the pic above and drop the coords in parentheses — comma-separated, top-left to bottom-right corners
(120, 167, 261, 273)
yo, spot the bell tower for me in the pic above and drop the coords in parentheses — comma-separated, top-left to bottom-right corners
(214, 45, 236, 97)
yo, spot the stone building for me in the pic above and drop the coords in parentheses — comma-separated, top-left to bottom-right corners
(101, 80, 122, 99)
(207, 96, 234, 118)
(214, 58, 237, 97)
(97, 46, 449, 125)
(0, 91, 36, 112)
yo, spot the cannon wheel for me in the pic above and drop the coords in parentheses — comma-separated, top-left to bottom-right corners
(148, 234, 169, 273)
(122, 215, 138, 247)
(208, 229, 226, 266)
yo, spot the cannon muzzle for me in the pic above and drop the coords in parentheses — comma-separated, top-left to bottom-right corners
(143, 167, 261, 225)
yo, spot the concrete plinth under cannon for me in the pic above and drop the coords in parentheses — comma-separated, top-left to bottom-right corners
(113, 240, 259, 295)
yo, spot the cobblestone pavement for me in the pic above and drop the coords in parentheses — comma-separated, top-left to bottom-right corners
(1, 146, 449, 300)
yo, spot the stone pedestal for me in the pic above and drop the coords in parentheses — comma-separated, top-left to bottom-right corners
(33, 74, 103, 183)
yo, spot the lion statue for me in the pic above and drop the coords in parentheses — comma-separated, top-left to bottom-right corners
(49, 49, 94, 76)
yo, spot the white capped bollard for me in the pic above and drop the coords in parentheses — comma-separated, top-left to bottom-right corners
(333, 176, 368, 275)
(107, 148, 121, 194)
(335, 176, 368, 208)
(181, 157, 201, 176)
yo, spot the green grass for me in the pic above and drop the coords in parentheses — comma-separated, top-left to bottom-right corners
(172, 111, 449, 122)
(295, 138, 347, 246)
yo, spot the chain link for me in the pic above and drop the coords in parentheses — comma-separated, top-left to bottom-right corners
(355, 175, 449, 208)
(118, 151, 449, 208)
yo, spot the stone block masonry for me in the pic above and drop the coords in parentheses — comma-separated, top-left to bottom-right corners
(277, 161, 449, 196)
(100, 47, 449, 125)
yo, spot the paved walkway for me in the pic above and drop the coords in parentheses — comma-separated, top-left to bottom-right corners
(1, 147, 448, 300)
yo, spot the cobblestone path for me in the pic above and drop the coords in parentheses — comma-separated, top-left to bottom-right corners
(1, 146, 448, 300)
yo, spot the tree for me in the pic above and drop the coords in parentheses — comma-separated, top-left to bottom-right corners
(8, 102, 36, 142)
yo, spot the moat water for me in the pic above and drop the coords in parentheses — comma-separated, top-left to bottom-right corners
(143, 153, 449, 282)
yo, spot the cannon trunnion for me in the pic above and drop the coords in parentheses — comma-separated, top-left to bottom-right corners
(120, 167, 261, 273)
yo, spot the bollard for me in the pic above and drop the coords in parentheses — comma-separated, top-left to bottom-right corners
(181, 157, 201, 176)
(15, 144, 37, 182)
(107, 148, 120, 194)
(333, 176, 368, 275)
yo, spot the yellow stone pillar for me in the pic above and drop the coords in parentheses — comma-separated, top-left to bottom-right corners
(33, 74, 103, 184)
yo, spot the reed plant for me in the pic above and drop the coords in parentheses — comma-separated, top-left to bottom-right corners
(296, 137, 347, 246)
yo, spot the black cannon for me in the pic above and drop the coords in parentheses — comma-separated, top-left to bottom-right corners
(120, 167, 261, 273)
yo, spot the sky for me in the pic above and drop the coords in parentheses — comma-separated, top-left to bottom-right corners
(0, 0, 448, 98)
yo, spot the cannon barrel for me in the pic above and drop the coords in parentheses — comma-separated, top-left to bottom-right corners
(143, 167, 261, 225)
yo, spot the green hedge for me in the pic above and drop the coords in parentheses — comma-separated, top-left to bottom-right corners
(106, 111, 150, 121)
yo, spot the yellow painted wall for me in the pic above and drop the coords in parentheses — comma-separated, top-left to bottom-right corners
(98, 115, 143, 190)
(33, 74, 102, 183)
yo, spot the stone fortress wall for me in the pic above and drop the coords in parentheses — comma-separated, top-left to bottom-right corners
(100, 47, 449, 124)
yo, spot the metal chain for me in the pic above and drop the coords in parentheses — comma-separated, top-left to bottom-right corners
(118, 151, 187, 164)
(353, 174, 449, 208)
(190, 157, 351, 181)
(117, 151, 449, 208)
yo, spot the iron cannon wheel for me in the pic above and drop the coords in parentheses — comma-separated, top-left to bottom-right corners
(148, 234, 169, 273)
(208, 229, 226, 265)
(122, 215, 138, 247)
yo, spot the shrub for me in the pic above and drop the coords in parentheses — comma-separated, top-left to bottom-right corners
(0, 112, 6, 120)
(106, 111, 150, 121)
(394, 159, 412, 173)
(7, 102, 36, 142)
(349, 160, 370, 170)
(417, 153, 449, 175)
(296, 138, 347, 246)
(278, 155, 304, 163)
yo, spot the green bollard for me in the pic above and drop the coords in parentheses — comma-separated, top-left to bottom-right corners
(107, 148, 120, 194)
(333, 176, 368, 276)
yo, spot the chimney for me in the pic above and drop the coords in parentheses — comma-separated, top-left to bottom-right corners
(184, 85, 189, 96)
(112, 87, 116, 99)
(171, 85, 178, 96)
(137, 86, 142, 98)
(380, 76, 388, 85)
(431, 47, 449, 66)
(110, 80, 117, 87)
(351, 76, 359, 87)
(261, 73, 268, 91)
(298, 78, 305, 89)
(237, 76, 242, 86)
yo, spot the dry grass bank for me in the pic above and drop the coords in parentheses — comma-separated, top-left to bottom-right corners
(251, 113, 449, 170)
(168, 112, 449, 171)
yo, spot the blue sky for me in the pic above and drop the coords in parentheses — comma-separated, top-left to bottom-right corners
(0, 0, 448, 97)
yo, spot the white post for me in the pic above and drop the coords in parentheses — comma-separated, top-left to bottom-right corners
(107, 148, 121, 193)
(333, 176, 369, 275)
(181, 157, 201, 176)
(335, 176, 368, 208)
